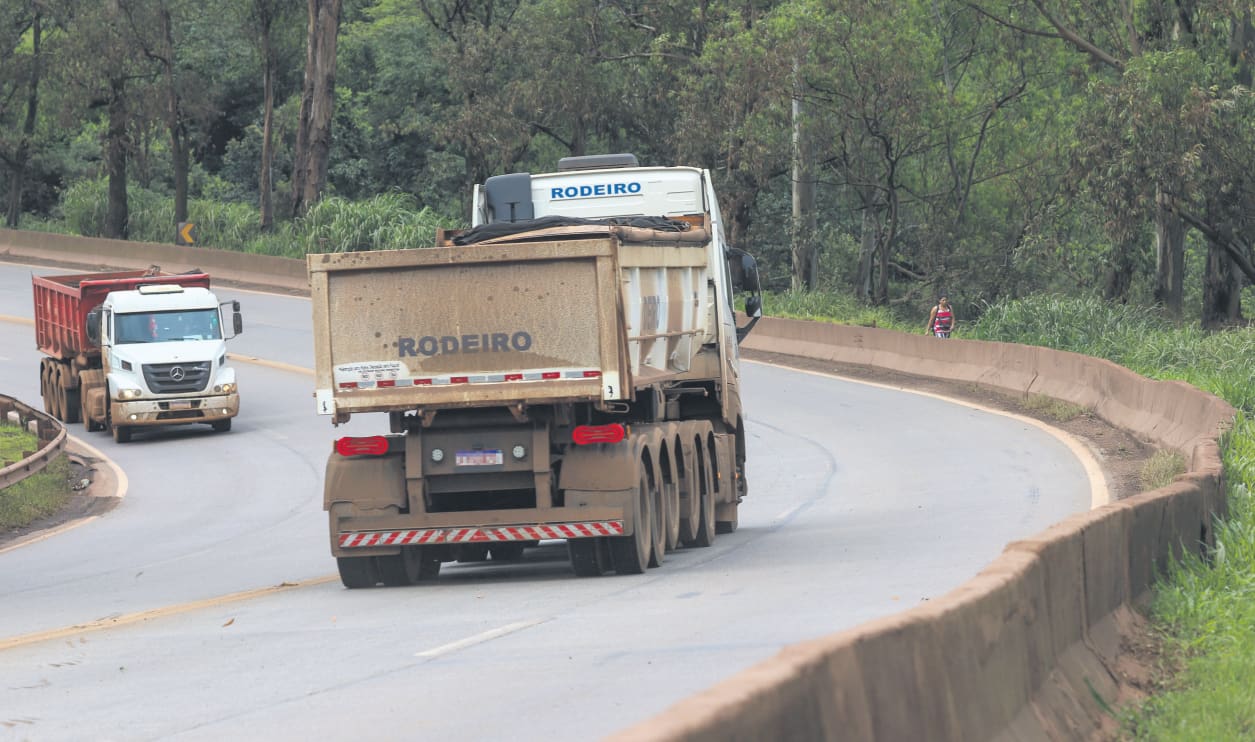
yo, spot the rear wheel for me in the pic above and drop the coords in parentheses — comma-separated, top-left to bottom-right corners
(677, 445, 701, 545)
(63, 386, 81, 425)
(610, 471, 651, 575)
(337, 556, 379, 589)
(378, 547, 441, 586)
(49, 364, 64, 420)
(648, 470, 666, 568)
(568, 538, 609, 577)
(691, 450, 717, 548)
(662, 470, 680, 553)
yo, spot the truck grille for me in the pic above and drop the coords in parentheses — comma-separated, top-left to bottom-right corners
(143, 361, 211, 393)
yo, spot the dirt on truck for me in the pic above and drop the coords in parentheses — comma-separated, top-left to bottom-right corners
(310, 154, 762, 587)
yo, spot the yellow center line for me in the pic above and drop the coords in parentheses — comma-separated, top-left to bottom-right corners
(0, 575, 340, 652)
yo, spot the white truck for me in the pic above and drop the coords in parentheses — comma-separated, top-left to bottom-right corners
(309, 154, 761, 587)
(33, 269, 244, 443)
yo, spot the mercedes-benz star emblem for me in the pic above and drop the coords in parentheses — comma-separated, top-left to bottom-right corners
(170, 366, 185, 381)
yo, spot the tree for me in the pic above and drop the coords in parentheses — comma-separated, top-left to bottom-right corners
(290, 0, 342, 217)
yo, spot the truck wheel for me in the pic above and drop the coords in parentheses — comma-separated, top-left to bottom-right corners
(211, 419, 232, 433)
(378, 547, 439, 586)
(648, 471, 666, 568)
(112, 423, 132, 444)
(663, 472, 681, 553)
(337, 556, 379, 589)
(609, 472, 652, 575)
(63, 387, 81, 425)
(49, 365, 64, 420)
(39, 360, 52, 415)
(677, 444, 701, 545)
(489, 543, 525, 562)
(568, 538, 608, 577)
(690, 450, 717, 548)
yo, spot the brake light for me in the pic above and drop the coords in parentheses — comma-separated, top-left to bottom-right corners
(573, 424, 626, 445)
(335, 436, 389, 456)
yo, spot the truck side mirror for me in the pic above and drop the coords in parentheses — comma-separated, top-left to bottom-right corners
(745, 294, 763, 318)
(220, 301, 243, 339)
(726, 248, 761, 292)
(85, 308, 101, 345)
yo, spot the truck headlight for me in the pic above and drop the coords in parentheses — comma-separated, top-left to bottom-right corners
(214, 383, 236, 394)
(117, 388, 143, 400)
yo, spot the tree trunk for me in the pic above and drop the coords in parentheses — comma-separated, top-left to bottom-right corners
(105, 77, 129, 239)
(1202, 241, 1242, 328)
(259, 14, 276, 231)
(856, 207, 875, 303)
(158, 5, 188, 226)
(1153, 194, 1184, 316)
(290, 0, 342, 218)
(1102, 239, 1136, 303)
(7, 12, 41, 228)
(789, 63, 817, 291)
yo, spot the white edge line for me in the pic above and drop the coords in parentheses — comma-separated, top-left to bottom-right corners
(415, 617, 550, 658)
(744, 358, 1111, 509)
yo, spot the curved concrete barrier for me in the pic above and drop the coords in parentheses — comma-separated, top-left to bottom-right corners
(610, 317, 1233, 741)
(0, 235, 1235, 740)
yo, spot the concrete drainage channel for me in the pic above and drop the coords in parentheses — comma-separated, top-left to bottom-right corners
(0, 229, 1238, 741)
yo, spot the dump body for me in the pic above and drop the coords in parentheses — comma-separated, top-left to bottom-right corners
(310, 230, 716, 420)
(313, 157, 761, 587)
(33, 270, 210, 361)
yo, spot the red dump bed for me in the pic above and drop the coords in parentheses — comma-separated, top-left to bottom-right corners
(32, 270, 211, 360)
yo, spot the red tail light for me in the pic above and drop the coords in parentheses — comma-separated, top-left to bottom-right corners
(335, 436, 390, 456)
(573, 424, 626, 445)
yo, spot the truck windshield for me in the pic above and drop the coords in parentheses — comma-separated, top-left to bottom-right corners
(115, 309, 221, 343)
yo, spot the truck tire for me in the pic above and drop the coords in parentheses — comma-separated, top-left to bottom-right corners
(648, 468, 666, 568)
(378, 547, 441, 586)
(337, 556, 379, 589)
(112, 423, 132, 444)
(39, 360, 52, 415)
(211, 419, 232, 433)
(63, 386, 81, 425)
(690, 448, 717, 548)
(677, 435, 701, 545)
(568, 538, 609, 577)
(609, 471, 652, 575)
(662, 463, 681, 553)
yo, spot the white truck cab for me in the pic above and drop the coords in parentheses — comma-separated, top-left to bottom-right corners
(89, 284, 242, 441)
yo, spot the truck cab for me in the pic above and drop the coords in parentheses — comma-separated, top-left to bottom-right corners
(87, 284, 242, 442)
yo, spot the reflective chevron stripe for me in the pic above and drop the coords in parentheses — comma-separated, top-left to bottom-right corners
(339, 520, 624, 548)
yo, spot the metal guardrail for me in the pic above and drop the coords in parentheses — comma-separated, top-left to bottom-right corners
(0, 395, 67, 490)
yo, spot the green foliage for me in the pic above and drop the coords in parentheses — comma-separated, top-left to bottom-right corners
(764, 289, 914, 331)
(0, 433, 73, 532)
(298, 192, 444, 253)
(1020, 394, 1087, 422)
(1123, 416, 1255, 739)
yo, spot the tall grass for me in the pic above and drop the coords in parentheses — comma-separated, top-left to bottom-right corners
(55, 180, 448, 258)
(764, 289, 913, 331)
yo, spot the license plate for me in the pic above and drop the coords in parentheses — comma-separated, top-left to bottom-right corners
(456, 450, 503, 466)
(169, 401, 193, 410)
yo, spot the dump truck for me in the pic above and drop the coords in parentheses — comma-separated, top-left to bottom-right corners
(33, 268, 244, 443)
(309, 154, 762, 587)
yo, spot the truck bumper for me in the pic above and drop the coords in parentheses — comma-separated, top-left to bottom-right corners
(111, 393, 239, 427)
(329, 505, 626, 558)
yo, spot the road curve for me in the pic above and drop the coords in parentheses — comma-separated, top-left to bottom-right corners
(0, 260, 1095, 740)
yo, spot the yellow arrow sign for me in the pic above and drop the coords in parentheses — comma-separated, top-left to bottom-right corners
(177, 222, 195, 245)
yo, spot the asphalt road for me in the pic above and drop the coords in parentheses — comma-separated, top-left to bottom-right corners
(0, 261, 1094, 741)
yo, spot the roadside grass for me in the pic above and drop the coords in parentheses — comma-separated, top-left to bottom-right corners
(1139, 450, 1188, 491)
(0, 424, 74, 531)
(1021, 394, 1088, 422)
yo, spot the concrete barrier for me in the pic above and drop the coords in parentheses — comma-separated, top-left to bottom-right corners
(610, 317, 1233, 741)
(0, 228, 308, 293)
(0, 235, 1235, 740)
